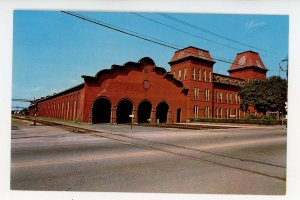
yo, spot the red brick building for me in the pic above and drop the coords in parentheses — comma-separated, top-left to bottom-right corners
(30, 46, 267, 124)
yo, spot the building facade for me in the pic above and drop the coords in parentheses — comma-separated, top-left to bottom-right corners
(29, 46, 267, 124)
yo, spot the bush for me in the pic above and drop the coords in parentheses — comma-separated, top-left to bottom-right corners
(190, 117, 281, 125)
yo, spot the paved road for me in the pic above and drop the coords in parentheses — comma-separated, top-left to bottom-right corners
(11, 118, 286, 194)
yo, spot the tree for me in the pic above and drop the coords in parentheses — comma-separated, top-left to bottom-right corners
(239, 76, 287, 115)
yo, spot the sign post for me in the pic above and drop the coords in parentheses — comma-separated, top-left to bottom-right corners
(129, 114, 134, 130)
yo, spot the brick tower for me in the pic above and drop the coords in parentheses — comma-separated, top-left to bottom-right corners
(228, 51, 268, 81)
(169, 46, 215, 119)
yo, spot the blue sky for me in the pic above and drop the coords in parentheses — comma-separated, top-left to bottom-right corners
(12, 10, 288, 108)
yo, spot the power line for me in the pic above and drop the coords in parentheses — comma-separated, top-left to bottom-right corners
(61, 11, 238, 65)
(156, 13, 276, 55)
(61, 11, 179, 51)
(131, 12, 244, 52)
(61, 11, 283, 70)
(242, 24, 270, 40)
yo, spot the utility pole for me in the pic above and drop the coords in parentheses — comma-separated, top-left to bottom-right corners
(281, 57, 288, 120)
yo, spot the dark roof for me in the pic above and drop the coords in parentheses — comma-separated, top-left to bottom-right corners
(213, 73, 245, 87)
(228, 51, 268, 72)
(169, 46, 215, 64)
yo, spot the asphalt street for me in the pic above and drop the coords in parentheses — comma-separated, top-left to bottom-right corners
(11, 118, 286, 194)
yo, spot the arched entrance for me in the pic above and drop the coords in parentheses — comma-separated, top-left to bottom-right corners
(176, 108, 181, 123)
(138, 100, 152, 123)
(92, 98, 111, 123)
(117, 99, 133, 123)
(156, 102, 169, 123)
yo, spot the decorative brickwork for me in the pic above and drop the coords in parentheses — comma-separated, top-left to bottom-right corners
(30, 47, 267, 123)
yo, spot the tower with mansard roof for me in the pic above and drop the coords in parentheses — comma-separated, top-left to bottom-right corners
(228, 51, 268, 81)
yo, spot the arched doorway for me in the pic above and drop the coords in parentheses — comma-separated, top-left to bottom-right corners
(117, 99, 133, 123)
(92, 98, 111, 123)
(176, 108, 181, 123)
(156, 102, 169, 123)
(138, 100, 152, 123)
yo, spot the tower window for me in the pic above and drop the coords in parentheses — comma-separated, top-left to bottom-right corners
(178, 69, 182, 80)
(192, 68, 196, 80)
(198, 69, 201, 80)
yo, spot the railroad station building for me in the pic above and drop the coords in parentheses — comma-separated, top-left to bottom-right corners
(29, 46, 268, 124)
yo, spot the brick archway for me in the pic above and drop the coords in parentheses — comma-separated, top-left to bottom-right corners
(156, 102, 169, 123)
(116, 99, 133, 123)
(92, 97, 111, 123)
(176, 108, 181, 123)
(138, 100, 152, 123)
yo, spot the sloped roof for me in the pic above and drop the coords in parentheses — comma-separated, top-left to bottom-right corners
(169, 46, 215, 64)
(228, 51, 268, 72)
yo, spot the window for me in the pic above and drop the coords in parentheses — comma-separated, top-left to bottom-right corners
(178, 69, 182, 80)
(194, 105, 199, 118)
(216, 91, 219, 102)
(192, 68, 196, 80)
(173, 70, 176, 78)
(198, 69, 201, 80)
(226, 93, 229, 103)
(205, 89, 209, 101)
(220, 108, 222, 118)
(62, 103, 65, 119)
(73, 100, 77, 120)
(208, 107, 210, 118)
(208, 89, 209, 101)
(229, 94, 232, 104)
(219, 92, 222, 103)
(209, 71, 212, 82)
(205, 106, 210, 118)
(226, 108, 229, 118)
(194, 87, 200, 100)
(235, 94, 238, 104)
(238, 96, 241, 105)
(184, 68, 187, 80)
(67, 102, 70, 120)
(216, 108, 218, 118)
(203, 70, 207, 82)
(57, 103, 60, 118)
